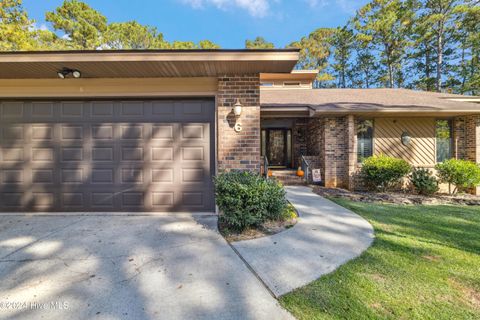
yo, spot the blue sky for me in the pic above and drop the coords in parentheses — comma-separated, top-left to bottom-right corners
(24, 0, 370, 48)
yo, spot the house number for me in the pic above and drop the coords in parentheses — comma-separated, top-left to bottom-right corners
(234, 123, 243, 132)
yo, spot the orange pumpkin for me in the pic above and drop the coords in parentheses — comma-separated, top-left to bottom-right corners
(296, 167, 305, 177)
(268, 169, 273, 177)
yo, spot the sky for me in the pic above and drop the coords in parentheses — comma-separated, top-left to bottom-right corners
(23, 0, 370, 48)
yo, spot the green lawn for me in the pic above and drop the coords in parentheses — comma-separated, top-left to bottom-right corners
(280, 199, 480, 320)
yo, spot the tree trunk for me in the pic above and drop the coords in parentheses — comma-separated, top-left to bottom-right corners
(388, 63, 394, 88)
(436, 23, 444, 92)
(425, 44, 432, 91)
(460, 43, 466, 93)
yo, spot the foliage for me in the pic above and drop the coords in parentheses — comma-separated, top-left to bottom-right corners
(410, 167, 439, 195)
(435, 159, 480, 194)
(0, 0, 221, 51)
(214, 171, 288, 232)
(360, 155, 411, 191)
(45, 0, 108, 49)
(281, 199, 480, 319)
(330, 26, 354, 88)
(0, 0, 34, 50)
(245, 36, 274, 49)
(198, 40, 221, 49)
(103, 21, 167, 49)
(353, 0, 414, 88)
(287, 28, 336, 87)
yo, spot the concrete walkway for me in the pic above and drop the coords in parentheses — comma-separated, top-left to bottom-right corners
(232, 186, 374, 297)
(0, 215, 292, 320)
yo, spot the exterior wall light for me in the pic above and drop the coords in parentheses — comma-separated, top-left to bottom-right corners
(57, 68, 81, 79)
(401, 131, 411, 146)
(233, 98, 243, 117)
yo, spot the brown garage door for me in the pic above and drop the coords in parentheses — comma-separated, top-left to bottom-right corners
(0, 99, 215, 213)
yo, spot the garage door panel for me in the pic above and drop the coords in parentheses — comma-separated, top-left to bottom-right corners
(91, 102, 114, 118)
(92, 124, 115, 140)
(152, 124, 174, 140)
(1, 102, 25, 119)
(0, 99, 214, 213)
(92, 146, 115, 162)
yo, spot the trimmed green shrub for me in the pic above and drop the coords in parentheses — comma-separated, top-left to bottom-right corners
(435, 159, 480, 194)
(360, 155, 411, 191)
(213, 171, 288, 231)
(410, 168, 439, 195)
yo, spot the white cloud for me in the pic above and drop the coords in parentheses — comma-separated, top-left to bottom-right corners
(181, 0, 272, 17)
(304, 0, 359, 13)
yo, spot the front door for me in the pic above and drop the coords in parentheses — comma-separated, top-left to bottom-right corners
(262, 129, 292, 168)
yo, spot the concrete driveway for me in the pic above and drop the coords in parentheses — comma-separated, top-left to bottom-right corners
(0, 214, 292, 320)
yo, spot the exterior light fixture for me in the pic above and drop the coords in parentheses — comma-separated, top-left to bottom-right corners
(401, 131, 411, 146)
(233, 98, 242, 117)
(57, 68, 81, 79)
(57, 70, 67, 79)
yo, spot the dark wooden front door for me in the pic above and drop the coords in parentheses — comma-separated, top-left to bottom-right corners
(263, 129, 292, 168)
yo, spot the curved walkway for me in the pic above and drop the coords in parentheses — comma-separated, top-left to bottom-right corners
(232, 186, 374, 297)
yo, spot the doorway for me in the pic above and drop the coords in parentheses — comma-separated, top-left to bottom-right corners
(261, 128, 292, 168)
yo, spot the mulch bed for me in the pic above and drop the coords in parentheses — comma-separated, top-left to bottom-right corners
(220, 217, 298, 243)
(312, 185, 480, 206)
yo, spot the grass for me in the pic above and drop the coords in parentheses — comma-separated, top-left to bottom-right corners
(280, 199, 480, 320)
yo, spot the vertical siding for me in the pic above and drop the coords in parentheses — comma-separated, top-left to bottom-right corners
(374, 118, 436, 166)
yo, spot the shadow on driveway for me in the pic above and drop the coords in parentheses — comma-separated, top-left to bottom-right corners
(0, 214, 292, 320)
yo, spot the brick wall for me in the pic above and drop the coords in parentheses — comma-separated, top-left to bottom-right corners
(217, 75, 261, 172)
(324, 117, 349, 188)
(293, 118, 308, 168)
(454, 117, 466, 159)
(305, 116, 357, 189)
(306, 117, 325, 180)
(465, 115, 480, 163)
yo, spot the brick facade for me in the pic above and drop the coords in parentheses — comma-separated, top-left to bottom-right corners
(454, 117, 466, 159)
(292, 118, 308, 168)
(305, 116, 357, 189)
(219, 77, 480, 192)
(465, 115, 480, 163)
(323, 117, 349, 188)
(217, 75, 261, 172)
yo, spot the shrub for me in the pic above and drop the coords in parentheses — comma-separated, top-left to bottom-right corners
(213, 171, 288, 231)
(410, 168, 439, 195)
(435, 159, 480, 194)
(360, 155, 411, 191)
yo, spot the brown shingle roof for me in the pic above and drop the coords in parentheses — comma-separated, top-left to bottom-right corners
(260, 88, 480, 115)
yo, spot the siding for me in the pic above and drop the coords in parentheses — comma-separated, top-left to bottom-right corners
(374, 118, 436, 167)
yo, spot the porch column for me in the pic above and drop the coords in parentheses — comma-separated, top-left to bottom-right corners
(217, 75, 261, 172)
(453, 117, 466, 159)
(465, 115, 480, 194)
(346, 115, 357, 190)
(323, 116, 349, 189)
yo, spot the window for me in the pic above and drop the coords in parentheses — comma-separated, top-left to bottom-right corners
(283, 81, 301, 87)
(357, 119, 373, 162)
(260, 82, 274, 87)
(436, 119, 453, 163)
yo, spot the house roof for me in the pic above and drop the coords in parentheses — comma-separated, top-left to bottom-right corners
(0, 49, 299, 79)
(261, 88, 480, 115)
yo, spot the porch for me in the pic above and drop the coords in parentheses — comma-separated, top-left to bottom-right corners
(261, 114, 480, 191)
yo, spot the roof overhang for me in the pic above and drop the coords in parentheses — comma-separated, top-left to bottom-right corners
(0, 49, 300, 79)
(260, 88, 480, 117)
